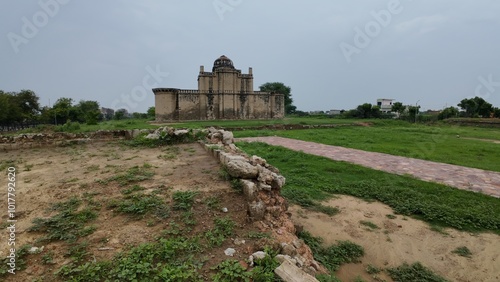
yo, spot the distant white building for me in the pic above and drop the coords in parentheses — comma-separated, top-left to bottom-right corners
(326, 109, 343, 115)
(376, 99, 394, 113)
(309, 110, 325, 115)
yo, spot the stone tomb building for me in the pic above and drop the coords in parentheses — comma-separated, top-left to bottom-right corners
(152, 55, 284, 121)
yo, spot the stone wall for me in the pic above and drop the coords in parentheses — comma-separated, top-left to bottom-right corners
(203, 128, 324, 279)
(153, 89, 285, 121)
(0, 128, 201, 150)
(0, 130, 134, 150)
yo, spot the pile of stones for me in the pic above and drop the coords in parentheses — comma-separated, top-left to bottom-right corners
(203, 128, 324, 281)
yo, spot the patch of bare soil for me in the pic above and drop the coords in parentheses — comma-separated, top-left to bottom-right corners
(461, 137, 500, 144)
(0, 142, 269, 281)
(290, 195, 500, 282)
(355, 122, 373, 127)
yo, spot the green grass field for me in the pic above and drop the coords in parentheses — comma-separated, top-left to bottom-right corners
(165, 116, 366, 129)
(236, 142, 500, 234)
(13, 116, 363, 134)
(234, 121, 500, 172)
(13, 117, 500, 171)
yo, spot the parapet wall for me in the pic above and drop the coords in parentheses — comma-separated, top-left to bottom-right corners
(153, 89, 285, 121)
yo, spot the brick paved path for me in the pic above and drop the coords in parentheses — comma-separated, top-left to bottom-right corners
(238, 136, 500, 198)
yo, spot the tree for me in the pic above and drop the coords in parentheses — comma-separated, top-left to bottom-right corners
(114, 109, 128, 120)
(493, 107, 500, 118)
(391, 102, 406, 118)
(408, 105, 420, 122)
(371, 105, 381, 118)
(259, 82, 296, 115)
(75, 100, 101, 125)
(286, 104, 297, 115)
(355, 103, 378, 118)
(101, 108, 114, 120)
(457, 97, 493, 117)
(0, 91, 10, 123)
(438, 106, 459, 120)
(39, 106, 56, 124)
(14, 90, 41, 120)
(0, 89, 41, 123)
(147, 106, 155, 119)
(52, 98, 75, 124)
(132, 112, 148, 119)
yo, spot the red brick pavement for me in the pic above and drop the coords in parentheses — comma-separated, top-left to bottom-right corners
(238, 136, 500, 198)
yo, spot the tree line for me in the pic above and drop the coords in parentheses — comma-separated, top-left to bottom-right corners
(305, 96, 500, 120)
(0, 89, 155, 126)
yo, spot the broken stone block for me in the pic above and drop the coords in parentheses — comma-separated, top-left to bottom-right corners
(224, 248, 236, 256)
(130, 129, 141, 138)
(248, 200, 265, 220)
(257, 165, 286, 189)
(222, 130, 234, 145)
(294, 255, 305, 267)
(271, 174, 286, 190)
(281, 243, 297, 257)
(275, 254, 296, 264)
(258, 183, 272, 191)
(292, 239, 303, 249)
(251, 155, 267, 166)
(241, 180, 257, 201)
(173, 129, 189, 136)
(274, 260, 319, 282)
(145, 133, 159, 140)
(252, 251, 267, 260)
(226, 160, 258, 179)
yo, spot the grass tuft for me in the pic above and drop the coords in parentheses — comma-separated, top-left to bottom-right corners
(28, 197, 98, 243)
(360, 220, 380, 230)
(108, 193, 169, 219)
(451, 246, 472, 258)
(298, 230, 364, 271)
(98, 164, 154, 186)
(387, 262, 448, 282)
(172, 191, 198, 211)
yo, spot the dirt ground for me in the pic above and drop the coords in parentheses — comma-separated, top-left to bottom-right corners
(2, 141, 499, 281)
(0, 142, 267, 281)
(461, 137, 500, 144)
(290, 196, 500, 282)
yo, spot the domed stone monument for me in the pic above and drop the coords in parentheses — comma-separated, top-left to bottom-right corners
(152, 55, 284, 121)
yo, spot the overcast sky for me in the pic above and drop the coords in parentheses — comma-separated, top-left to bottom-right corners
(1, 0, 500, 113)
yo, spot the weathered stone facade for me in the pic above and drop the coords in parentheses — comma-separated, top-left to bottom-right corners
(153, 55, 285, 121)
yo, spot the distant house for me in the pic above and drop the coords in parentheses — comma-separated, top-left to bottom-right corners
(309, 110, 325, 115)
(424, 110, 440, 115)
(326, 109, 343, 115)
(100, 107, 115, 120)
(376, 99, 394, 113)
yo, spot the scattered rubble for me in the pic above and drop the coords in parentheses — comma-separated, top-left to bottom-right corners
(203, 130, 326, 277)
(224, 248, 236, 257)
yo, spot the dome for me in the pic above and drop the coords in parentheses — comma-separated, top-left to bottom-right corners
(213, 55, 235, 71)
